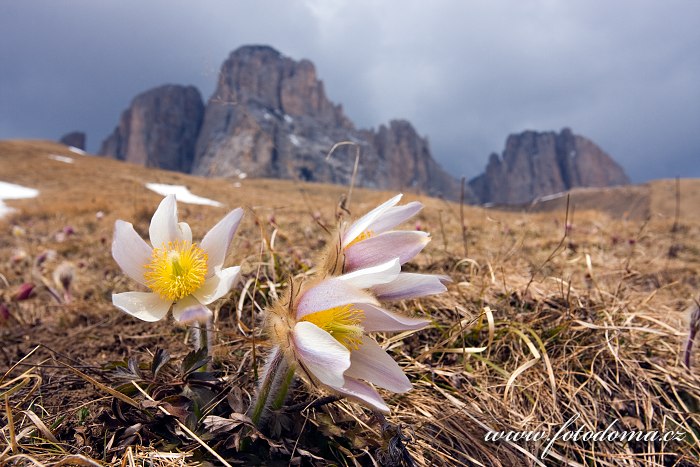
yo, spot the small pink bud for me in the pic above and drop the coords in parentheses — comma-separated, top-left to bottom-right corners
(96, 211, 105, 220)
(0, 303, 10, 322)
(63, 226, 75, 236)
(12, 283, 35, 301)
(415, 222, 423, 231)
(36, 249, 57, 267)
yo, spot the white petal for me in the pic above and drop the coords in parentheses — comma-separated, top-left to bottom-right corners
(334, 377, 390, 413)
(296, 278, 378, 320)
(341, 194, 402, 247)
(337, 258, 401, 289)
(372, 273, 449, 301)
(192, 266, 240, 305)
(172, 295, 212, 323)
(200, 208, 244, 275)
(357, 303, 431, 332)
(370, 201, 423, 235)
(344, 231, 430, 271)
(112, 220, 152, 285)
(178, 222, 192, 244)
(112, 291, 171, 322)
(293, 321, 350, 387)
(345, 336, 412, 392)
(149, 195, 183, 247)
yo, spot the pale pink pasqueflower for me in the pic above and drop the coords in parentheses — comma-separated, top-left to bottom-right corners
(268, 258, 429, 412)
(111, 195, 243, 323)
(321, 193, 448, 302)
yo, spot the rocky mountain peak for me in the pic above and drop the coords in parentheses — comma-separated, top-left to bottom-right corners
(59, 131, 86, 150)
(212, 45, 351, 128)
(191, 45, 461, 199)
(469, 128, 630, 205)
(99, 84, 204, 172)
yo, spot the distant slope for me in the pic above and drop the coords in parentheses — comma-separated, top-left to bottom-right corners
(0, 140, 473, 232)
(519, 179, 700, 221)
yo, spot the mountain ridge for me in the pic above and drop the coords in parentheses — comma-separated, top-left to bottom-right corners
(96, 45, 630, 205)
(99, 45, 465, 200)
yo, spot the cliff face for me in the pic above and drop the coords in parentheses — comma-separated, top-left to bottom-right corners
(99, 85, 204, 172)
(192, 45, 464, 199)
(98, 46, 464, 199)
(469, 128, 630, 204)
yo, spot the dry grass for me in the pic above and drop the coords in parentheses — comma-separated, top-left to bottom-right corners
(1, 140, 699, 466)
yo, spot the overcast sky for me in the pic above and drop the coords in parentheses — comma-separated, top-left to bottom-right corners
(1, 1, 699, 182)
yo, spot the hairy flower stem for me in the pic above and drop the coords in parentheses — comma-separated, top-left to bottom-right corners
(250, 346, 291, 427)
(190, 318, 213, 370)
(190, 323, 201, 351)
(271, 366, 296, 410)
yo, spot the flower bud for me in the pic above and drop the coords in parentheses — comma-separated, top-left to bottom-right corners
(53, 262, 75, 302)
(12, 282, 35, 301)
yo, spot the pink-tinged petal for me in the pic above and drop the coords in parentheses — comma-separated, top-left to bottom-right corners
(372, 273, 449, 301)
(112, 292, 171, 322)
(342, 194, 402, 247)
(112, 220, 152, 285)
(149, 195, 182, 247)
(345, 336, 412, 392)
(200, 208, 244, 275)
(293, 321, 350, 387)
(337, 258, 400, 289)
(344, 231, 430, 271)
(192, 266, 240, 305)
(172, 295, 212, 323)
(357, 303, 431, 332)
(296, 278, 378, 320)
(178, 222, 192, 244)
(333, 377, 390, 413)
(370, 201, 423, 235)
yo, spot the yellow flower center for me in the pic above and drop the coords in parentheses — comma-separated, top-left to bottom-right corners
(345, 230, 373, 249)
(144, 241, 208, 301)
(302, 304, 365, 350)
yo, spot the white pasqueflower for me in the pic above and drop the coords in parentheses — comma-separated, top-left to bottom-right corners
(323, 194, 449, 301)
(268, 259, 430, 412)
(111, 195, 243, 323)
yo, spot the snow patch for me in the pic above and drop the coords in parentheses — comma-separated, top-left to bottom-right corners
(534, 191, 567, 203)
(238, 173, 247, 180)
(283, 114, 293, 124)
(0, 181, 40, 219)
(289, 134, 301, 146)
(48, 154, 75, 164)
(69, 146, 87, 155)
(263, 112, 272, 120)
(145, 183, 223, 207)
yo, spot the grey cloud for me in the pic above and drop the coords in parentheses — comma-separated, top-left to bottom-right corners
(1, 0, 699, 182)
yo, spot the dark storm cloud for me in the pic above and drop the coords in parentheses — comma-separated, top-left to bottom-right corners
(1, 1, 699, 182)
